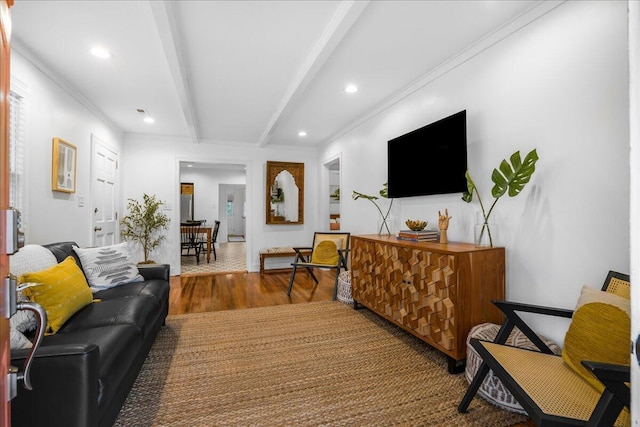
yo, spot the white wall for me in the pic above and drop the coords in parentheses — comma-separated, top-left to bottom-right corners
(11, 50, 123, 247)
(180, 167, 245, 224)
(321, 1, 630, 344)
(121, 135, 320, 274)
(180, 167, 246, 244)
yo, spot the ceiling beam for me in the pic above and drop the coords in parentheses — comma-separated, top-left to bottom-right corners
(257, 0, 369, 148)
(149, 1, 199, 144)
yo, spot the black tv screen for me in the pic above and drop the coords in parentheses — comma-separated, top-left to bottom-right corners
(387, 110, 467, 198)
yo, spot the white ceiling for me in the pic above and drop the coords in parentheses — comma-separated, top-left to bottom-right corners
(10, 0, 540, 149)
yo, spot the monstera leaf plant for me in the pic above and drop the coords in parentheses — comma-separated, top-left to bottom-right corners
(353, 183, 393, 235)
(462, 149, 539, 247)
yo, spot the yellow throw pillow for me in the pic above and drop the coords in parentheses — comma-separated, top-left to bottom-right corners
(311, 240, 339, 266)
(562, 286, 630, 393)
(21, 256, 93, 335)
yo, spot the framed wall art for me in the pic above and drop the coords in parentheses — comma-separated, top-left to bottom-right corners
(51, 137, 77, 193)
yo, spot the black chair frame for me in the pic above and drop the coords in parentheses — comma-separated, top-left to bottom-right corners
(458, 271, 630, 427)
(286, 232, 350, 300)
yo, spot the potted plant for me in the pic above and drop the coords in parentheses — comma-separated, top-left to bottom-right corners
(352, 183, 394, 235)
(120, 193, 171, 263)
(462, 149, 539, 247)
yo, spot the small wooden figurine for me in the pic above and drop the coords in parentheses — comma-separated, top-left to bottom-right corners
(438, 209, 452, 244)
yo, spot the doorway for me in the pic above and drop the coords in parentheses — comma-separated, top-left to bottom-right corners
(91, 134, 119, 246)
(179, 162, 247, 274)
(223, 185, 246, 242)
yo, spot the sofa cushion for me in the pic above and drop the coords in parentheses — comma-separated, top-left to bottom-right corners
(21, 256, 94, 335)
(94, 280, 169, 307)
(73, 243, 143, 292)
(562, 285, 630, 392)
(9, 244, 59, 348)
(59, 296, 162, 340)
(43, 241, 82, 266)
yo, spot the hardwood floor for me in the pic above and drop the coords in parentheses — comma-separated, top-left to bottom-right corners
(169, 269, 336, 315)
(168, 270, 535, 427)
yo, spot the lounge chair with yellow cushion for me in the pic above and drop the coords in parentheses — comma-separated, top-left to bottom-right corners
(287, 232, 350, 300)
(458, 271, 631, 427)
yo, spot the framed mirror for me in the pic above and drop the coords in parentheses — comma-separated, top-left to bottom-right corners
(266, 161, 304, 224)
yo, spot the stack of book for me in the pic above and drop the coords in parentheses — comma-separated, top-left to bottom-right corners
(396, 229, 439, 242)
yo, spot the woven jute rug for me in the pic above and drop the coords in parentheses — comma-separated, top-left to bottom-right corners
(114, 301, 527, 426)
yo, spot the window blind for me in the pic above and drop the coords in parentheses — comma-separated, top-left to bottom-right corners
(8, 90, 25, 220)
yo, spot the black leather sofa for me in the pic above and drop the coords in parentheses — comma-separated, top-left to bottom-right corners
(10, 242, 170, 427)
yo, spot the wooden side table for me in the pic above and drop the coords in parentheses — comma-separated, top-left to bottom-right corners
(259, 247, 312, 274)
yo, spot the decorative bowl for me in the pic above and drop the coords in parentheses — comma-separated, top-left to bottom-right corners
(405, 219, 428, 231)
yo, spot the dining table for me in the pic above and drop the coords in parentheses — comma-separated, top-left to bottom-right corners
(181, 225, 212, 263)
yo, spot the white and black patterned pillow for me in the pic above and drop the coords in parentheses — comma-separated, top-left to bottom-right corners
(73, 243, 143, 292)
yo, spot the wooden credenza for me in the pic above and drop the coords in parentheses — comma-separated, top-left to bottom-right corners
(350, 235, 505, 373)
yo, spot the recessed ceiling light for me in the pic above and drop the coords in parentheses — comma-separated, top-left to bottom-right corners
(345, 84, 358, 93)
(187, 164, 193, 168)
(298, 131, 307, 137)
(137, 108, 155, 124)
(90, 46, 111, 59)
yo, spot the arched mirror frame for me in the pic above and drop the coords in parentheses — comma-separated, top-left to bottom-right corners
(266, 161, 304, 224)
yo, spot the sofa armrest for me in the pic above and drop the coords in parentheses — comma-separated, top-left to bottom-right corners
(11, 344, 100, 427)
(137, 263, 170, 282)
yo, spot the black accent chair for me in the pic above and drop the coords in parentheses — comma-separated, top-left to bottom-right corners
(458, 271, 630, 426)
(287, 232, 350, 300)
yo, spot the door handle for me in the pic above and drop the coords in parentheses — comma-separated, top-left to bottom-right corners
(13, 302, 46, 391)
(94, 226, 102, 232)
(5, 277, 47, 399)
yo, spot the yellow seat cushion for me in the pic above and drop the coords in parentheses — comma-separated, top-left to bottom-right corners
(562, 286, 630, 393)
(310, 240, 339, 266)
(21, 256, 93, 335)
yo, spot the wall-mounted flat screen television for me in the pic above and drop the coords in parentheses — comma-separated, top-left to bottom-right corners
(387, 110, 467, 198)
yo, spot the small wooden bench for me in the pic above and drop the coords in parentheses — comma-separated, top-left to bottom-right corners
(259, 247, 311, 274)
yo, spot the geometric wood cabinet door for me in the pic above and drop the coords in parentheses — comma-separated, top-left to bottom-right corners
(351, 235, 506, 373)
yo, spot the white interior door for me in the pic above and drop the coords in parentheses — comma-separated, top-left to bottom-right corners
(227, 186, 245, 236)
(91, 134, 119, 246)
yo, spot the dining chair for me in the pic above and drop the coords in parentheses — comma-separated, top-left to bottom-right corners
(211, 220, 221, 260)
(181, 223, 202, 264)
